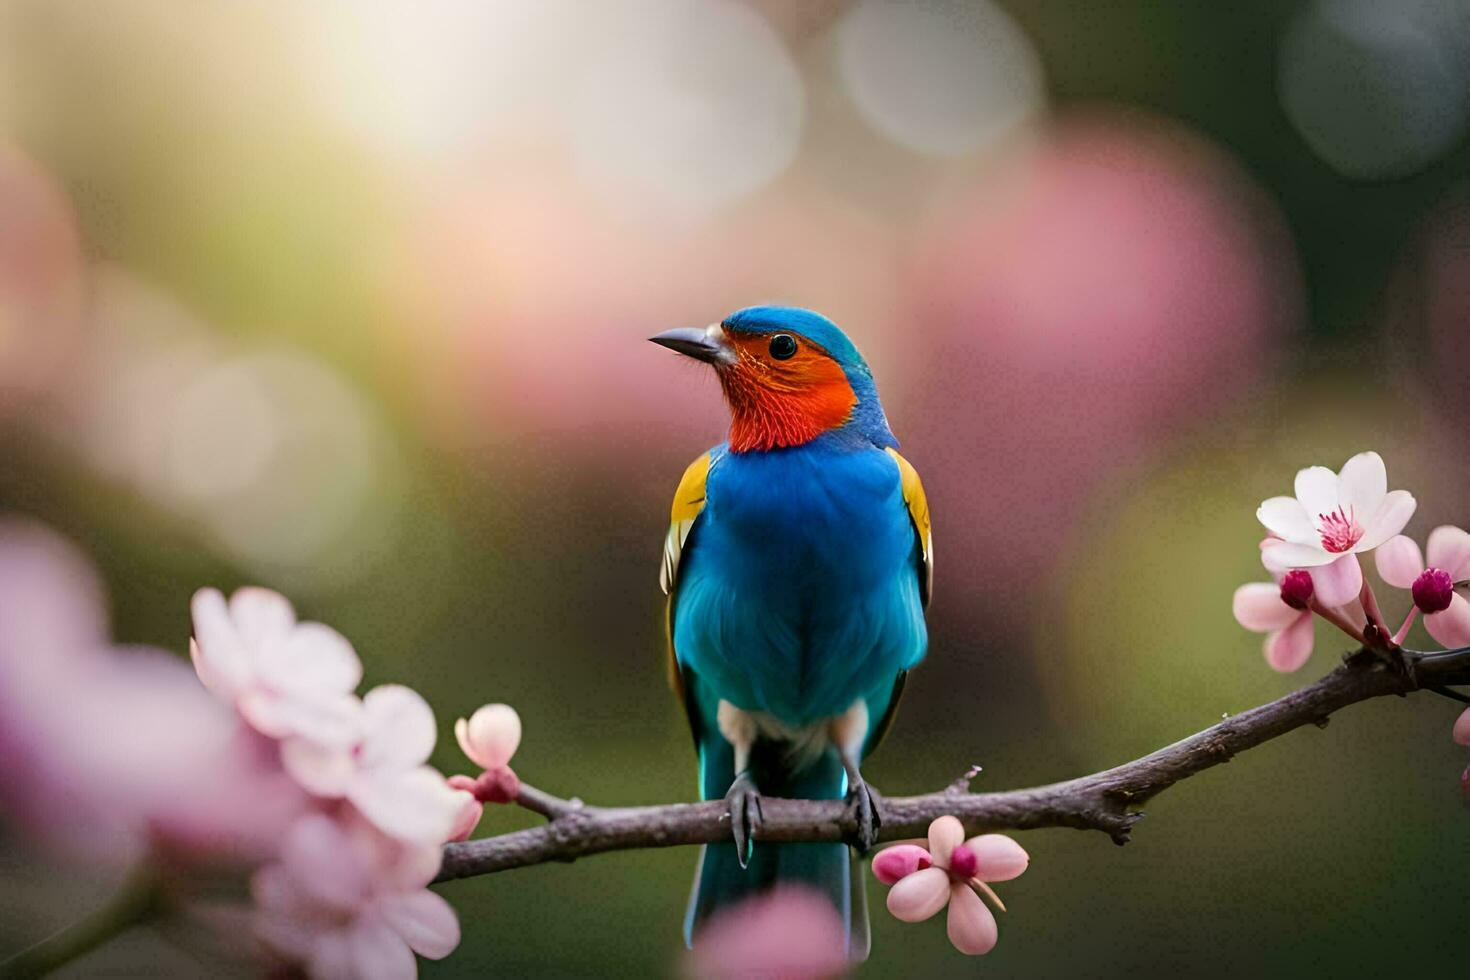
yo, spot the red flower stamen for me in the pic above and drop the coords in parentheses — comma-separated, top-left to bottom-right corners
(1316, 507, 1362, 553)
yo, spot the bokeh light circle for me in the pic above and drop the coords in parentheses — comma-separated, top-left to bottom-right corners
(1279, 0, 1470, 180)
(566, 0, 804, 215)
(835, 0, 1045, 156)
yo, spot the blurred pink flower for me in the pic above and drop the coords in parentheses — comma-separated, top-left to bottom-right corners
(1375, 527, 1470, 647)
(871, 816, 1028, 956)
(1233, 570, 1316, 673)
(0, 146, 87, 417)
(684, 885, 848, 980)
(1257, 452, 1415, 608)
(0, 520, 305, 866)
(910, 112, 1299, 611)
(253, 812, 459, 980)
(190, 587, 362, 747)
(279, 685, 465, 846)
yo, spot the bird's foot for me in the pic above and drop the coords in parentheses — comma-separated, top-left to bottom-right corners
(724, 770, 764, 868)
(845, 778, 883, 853)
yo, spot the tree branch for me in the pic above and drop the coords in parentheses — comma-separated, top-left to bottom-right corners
(435, 646, 1470, 883)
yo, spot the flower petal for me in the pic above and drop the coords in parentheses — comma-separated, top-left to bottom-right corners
(1425, 594, 1470, 648)
(349, 765, 463, 844)
(926, 815, 964, 867)
(1309, 553, 1362, 608)
(189, 588, 252, 698)
(342, 915, 418, 980)
(1336, 452, 1387, 525)
(240, 689, 362, 746)
(459, 704, 522, 770)
(227, 587, 297, 650)
(964, 835, 1028, 882)
(1357, 490, 1416, 552)
(1453, 707, 1470, 747)
(1293, 466, 1340, 522)
(281, 737, 357, 798)
(946, 882, 998, 955)
(280, 813, 370, 911)
(871, 844, 933, 885)
(1256, 496, 1315, 543)
(1261, 540, 1336, 568)
(377, 890, 461, 960)
(446, 792, 483, 843)
(1264, 613, 1314, 672)
(1426, 525, 1470, 580)
(1374, 535, 1424, 589)
(886, 866, 951, 922)
(254, 622, 363, 698)
(1232, 583, 1298, 633)
(358, 685, 437, 772)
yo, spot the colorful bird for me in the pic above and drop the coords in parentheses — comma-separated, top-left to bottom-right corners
(651, 306, 932, 959)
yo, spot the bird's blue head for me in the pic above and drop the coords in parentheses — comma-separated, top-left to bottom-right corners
(650, 305, 897, 453)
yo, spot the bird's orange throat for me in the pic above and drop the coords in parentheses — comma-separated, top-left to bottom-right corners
(720, 340, 858, 453)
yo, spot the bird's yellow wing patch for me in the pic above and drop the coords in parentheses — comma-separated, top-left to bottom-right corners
(661, 451, 711, 596)
(886, 447, 933, 606)
(662, 451, 712, 699)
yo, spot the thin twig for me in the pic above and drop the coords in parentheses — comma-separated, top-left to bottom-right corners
(435, 646, 1470, 883)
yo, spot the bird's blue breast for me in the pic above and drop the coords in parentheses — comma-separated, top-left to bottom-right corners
(672, 434, 927, 729)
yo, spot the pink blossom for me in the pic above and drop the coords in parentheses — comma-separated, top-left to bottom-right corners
(0, 520, 305, 866)
(190, 587, 362, 747)
(253, 812, 459, 980)
(1232, 570, 1316, 673)
(684, 885, 848, 980)
(1257, 452, 1416, 607)
(278, 685, 465, 846)
(870, 816, 1028, 956)
(1374, 527, 1470, 647)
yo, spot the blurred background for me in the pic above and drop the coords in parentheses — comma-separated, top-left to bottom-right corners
(1, 0, 1468, 975)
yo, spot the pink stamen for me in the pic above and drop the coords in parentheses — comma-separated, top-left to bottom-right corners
(948, 845, 978, 880)
(1316, 507, 1362, 553)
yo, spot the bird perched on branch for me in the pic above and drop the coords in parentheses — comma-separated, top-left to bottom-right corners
(651, 306, 931, 959)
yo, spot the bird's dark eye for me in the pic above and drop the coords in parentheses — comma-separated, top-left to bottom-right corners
(768, 334, 798, 360)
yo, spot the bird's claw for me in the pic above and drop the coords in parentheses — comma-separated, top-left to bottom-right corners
(724, 771, 764, 867)
(845, 779, 883, 853)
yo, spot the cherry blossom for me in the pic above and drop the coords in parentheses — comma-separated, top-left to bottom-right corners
(871, 816, 1028, 956)
(189, 587, 362, 748)
(1232, 569, 1317, 672)
(1374, 526, 1470, 648)
(1257, 451, 1415, 608)
(253, 812, 460, 980)
(277, 685, 466, 845)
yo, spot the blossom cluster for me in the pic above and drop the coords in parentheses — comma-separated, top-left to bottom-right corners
(0, 519, 529, 979)
(1232, 451, 1470, 777)
(189, 586, 471, 976)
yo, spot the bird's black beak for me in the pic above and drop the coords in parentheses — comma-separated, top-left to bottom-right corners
(648, 325, 735, 365)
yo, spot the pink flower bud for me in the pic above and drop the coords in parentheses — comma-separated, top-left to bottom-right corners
(1279, 570, 1314, 610)
(948, 844, 978, 880)
(1412, 568, 1454, 614)
(871, 844, 933, 885)
(446, 791, 483, 842)
(454, 704, 521, 771)
(472, 765, 520, 804)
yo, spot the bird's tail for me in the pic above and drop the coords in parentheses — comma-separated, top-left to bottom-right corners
(684, 736, 869, 960)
